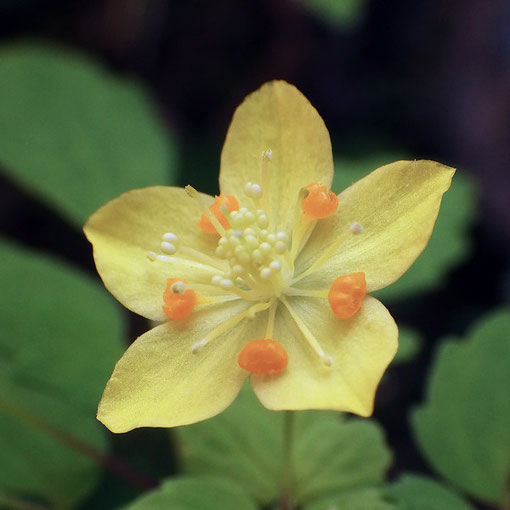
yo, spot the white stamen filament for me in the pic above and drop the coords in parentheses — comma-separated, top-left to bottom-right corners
(280, 296, 333, 367)
(185, 185, 227, 237)
(291, 227, 353, 285)
(192, 301, 271, 354)
(265, 299, 277, 338)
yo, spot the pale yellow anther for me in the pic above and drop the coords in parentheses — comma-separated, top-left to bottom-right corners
(269, 260, 281, 272)
(233, 264, 244, 275)
(163, 232, 178, 243)
(350, 222, 363, 234)
(211, 275, 222, 285)
(252, 249, 263, 263)
(203, 185, 291, 297)
(260, 267, 271, 279)
(275, 241, 286, 254)
(161, 241, 177, 255)
(220, 279, 234, 290)
(260, 242, 271, 255)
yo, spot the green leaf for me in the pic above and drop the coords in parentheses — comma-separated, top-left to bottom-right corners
(333, 155, 476, 300)
(0, 238, 124, 508)
(304, 488, 396, 510)
(0, 43, 176, 225)
(389, 474, 476, 510)
(411, 309, 510, 505)
(175, 385, 392, 506)
(296, 0, 369, 30)
(393, 326, 423, 365)
(119, 477, 257, 510)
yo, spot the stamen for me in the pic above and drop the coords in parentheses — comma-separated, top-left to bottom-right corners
(291, 227, 353, 285)
(260, 149, 272, 212)
(185, 185, 232, 236)
(179, 246, 226, 271)
(350, 222, 363, 235)
(162, 232, 178, 243)
(161, 242, 177, 255)
(265, 300, 277, 338)
(328, 272, 367, 318)
(291, 215, 317, 259)
(162, 278, 197, 319)
(147, 252, 220, 273)
(302, 183, 338, 218)
(191, 301, 271, 354)
(285, 287, 328, 298)
(280, 296, 333, 367)
(244, 182, 263, 199)
(161, 232, 179, 254)
(238, 338, 288, 375)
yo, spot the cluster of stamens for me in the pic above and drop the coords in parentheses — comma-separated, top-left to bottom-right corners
(146, 149, 369, 375)
(211, 201, 289, 294)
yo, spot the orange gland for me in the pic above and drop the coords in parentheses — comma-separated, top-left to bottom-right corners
(198, 193, 239, 233)
(302, 183, 338, 218)
(238, 338, 288, 375)
(328, 272, 367, 318)
(162, 278, 197, 319)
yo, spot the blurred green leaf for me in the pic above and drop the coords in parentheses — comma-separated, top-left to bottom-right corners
(175, 385, 391, 506)
(296, 0, 369, 30)
(0, 238, 124, 508)
(304, 487, 396, 510)
(389, 474, 476, 510)
(393, 326, 423, 365)
(0, 43, 176, 225)
(333, 155, 476, 301)
(119, 477, 257, 510)
(412, 309, 510, 505)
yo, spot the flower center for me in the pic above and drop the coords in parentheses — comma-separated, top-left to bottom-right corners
(209, 204, 291, 298)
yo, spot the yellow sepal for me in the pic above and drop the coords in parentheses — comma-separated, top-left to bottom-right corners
(84, 186, 222, 321)
(295, 160, 455, 292)
(97, 300, 261, 432)
(250, 296, 398, 416)
(220, 81, 334, 233)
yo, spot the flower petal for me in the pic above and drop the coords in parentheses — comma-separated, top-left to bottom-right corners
(219, 81, 334, 233)
(84, 186, 224, 321)
(295, 160, 455, 292)
(98, 299, 260, 431)
(250, 296, 397, 416)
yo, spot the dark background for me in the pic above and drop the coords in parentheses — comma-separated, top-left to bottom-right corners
(0, 1, 509, 508)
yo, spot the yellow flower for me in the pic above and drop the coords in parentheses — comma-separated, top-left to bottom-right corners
(84, 81, 454, 433)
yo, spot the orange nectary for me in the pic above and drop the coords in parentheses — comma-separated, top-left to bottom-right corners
(328, 272, 367, 318)
(238, 338, 288, 375)
(301, 182, 338, 218)
(162, 278, 197, 319)
(197, 193, 239, 233)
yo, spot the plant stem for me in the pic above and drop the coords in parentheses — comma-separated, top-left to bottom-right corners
(279, 411, 295, 510)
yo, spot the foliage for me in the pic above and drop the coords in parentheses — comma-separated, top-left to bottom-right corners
(389, 474, 475, 510)
(0, 44, 176, 225)
(333, 155, 476, 301)
(119, 477, 257, 510)
(412, 309, 510, 505)
(0, 238, 124, 508)
(176, 385, 391, 506)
